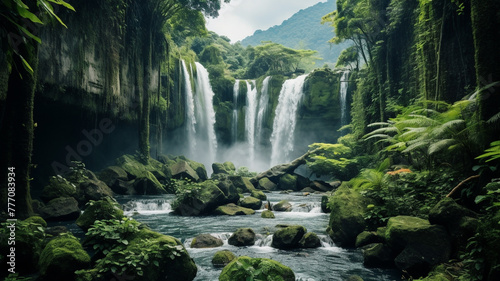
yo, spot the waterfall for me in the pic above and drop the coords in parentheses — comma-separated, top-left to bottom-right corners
(340, 71, 350, 127)
(270, 74, 308, 166)
(232, 80, 240, 143)
(256, 76, 271, 145)
(181, 60, 197, 155)
(123, 198, 173, 215)
(193, 62, 218, 166)
(245, 80, 258, 161)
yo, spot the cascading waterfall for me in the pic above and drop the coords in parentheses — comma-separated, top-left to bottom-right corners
(245, 80, 258, 161)
(270, 74, 308, 166)
(181, 60, 197, 155)
(193, 62, 218, 166)
(339, 71, 350, 127)
(256, 76, 271, 145)
(232, 80, 240, 143)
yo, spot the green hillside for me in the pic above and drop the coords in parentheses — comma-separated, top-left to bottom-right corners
(241, 0, 350, 65)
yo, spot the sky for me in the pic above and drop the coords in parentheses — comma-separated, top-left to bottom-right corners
(205, 0, 328, 43)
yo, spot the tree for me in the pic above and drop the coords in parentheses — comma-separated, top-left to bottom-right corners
(0, 0, 74, 219)
(336, 46, 359, 70)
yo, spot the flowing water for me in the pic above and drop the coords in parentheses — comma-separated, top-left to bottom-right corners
(270, 75, 308, 166)
(339, 71, 350, 128)
(232, 80, 240, 143)
(181, 60, 197, 155)
(245, 80, 258, 162)
(256, 76, 271, 145)
(114, 193, 399, 281)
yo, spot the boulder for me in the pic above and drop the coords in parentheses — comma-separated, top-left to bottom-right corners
(261, 210, 275, 219)
(310, 180, 335, 192)
(362, 243, 394, 268)
(97, 165, 128, 189)
(77, 178, 114, 204)
(132, 171, 167, 195)
(39, 235, 91, 281)
(39, 197, 80, 221)
(258, 177, 277, 191)
(228, 228, 256, 246)
(212, 162, 230, 175)
(223, 161, 236, 173)
(279, 174, 298, 190)
(239, 196, 262, 210)
(219, 256, 295, 281)
(229, 175, 255, 193)
(190, 234, 223, 248)
(171, 160, 200, 182)
(251, 189, 267, 200)
(327, 186, 370, 247)
(273, 200, 292, 212)
(386, 216, 451, 277)
(271, 225, 307, 249)
(174, 181, 239, 216)
(41, 176, 77, 202)
(76, 197, 124, 230)
(115, 154, 167, 180)
(299, 232, 321, 248)
(213, 203, 255, 216)
(346, 275, 364, 281)
(212, 250, 236, 268)
(321, 195, 331, 213)
(112, 179, 136, 195)
(355, 231, 384, 248)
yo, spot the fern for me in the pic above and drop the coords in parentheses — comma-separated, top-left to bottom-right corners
(476, 141, 500, 162)
(428, 138, 457, 155)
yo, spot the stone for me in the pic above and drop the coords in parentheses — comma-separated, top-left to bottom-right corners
(191, 234, 223, 248)
(39, 197, 81, 221)
(279, 174, 298, 190)
(223, 161, 236, 173)
(261, 210, 275, 219)
(39, 235, 91, 281)
(212, 250, 236, 268)
(429, 197, 477, 227)
(271, 225, 307, 249)
(321, 195, 331, 213)
(239, 196, 262, 210)
(77, 178, 114, 204)
(258, 177, 277, 191)
(299, 232, 321, 248)
(219, 256, 295, 281)
(310, 180, 335, 192)
(327, 186, 370, 248)
(115, 154, 167, 180)
(213, 203, 255, 216)
(76, 197, 124, 230)
(251, 189, 267, 200)
(98, 165, 128, 189)
(133, 171, 167, 195)
(212, 162, 230, 175)
(362, 243, 394, 268)
(228, 228, 256, 246)
(273, 200, 292, 212)
(229, 175, 255, 193)
(355, 231, 384, 248)
(41, 176, 77, 202)
(171, 160, 200, 182)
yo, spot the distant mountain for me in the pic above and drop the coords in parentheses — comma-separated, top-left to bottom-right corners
(241, 0, 350, 65)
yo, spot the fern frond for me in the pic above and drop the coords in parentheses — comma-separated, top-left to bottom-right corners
(367, 122, 391, 127)
(487, 112, 500, 124)
(399, 127, 427, 141)
(431, 119, 466, 138)
(403, 140, 430, 153)
(386, 142, 407, 152)
(428, 139, 457, 155)
(364, 134, 392, 140)
(364, 126, 399, 138)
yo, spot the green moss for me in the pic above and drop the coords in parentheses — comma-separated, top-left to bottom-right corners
(212, 250, 236, 268)
(279, 174, 298, 190)
(39, 235, 90, 281)
(76, 197, 124, 230)
(41, 176, 77, 202)
(213, 203, 255, 216)
(115, 154, 166, 180)
(271, 225, 307, 249)
(240, 196, 262, 210)
(261, 210, 275, 218)
(219, 256, 295, 281)
(251, 189, 267, 200)
(24, 216, 47, 227)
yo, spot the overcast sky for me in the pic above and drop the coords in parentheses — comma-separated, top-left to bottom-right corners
(205, 0, 328, 43)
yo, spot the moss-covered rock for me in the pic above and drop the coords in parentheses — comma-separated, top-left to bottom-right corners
(240, 196, 262, 210)
(229, 175, 255, 193)
(219, 256, 295, 281)
(362, 243, 394, 268)
(258, 177, 277, 191)
(97, 165, 128, 191)
(171, 160, 200, 182)
(76, 197, 124, 230)
(133, 171, 167, 194)
(327, 185, 370, 248)
(273, 200, 292, 212)
(271, 225, 307, 249)
(223, 161, 236, 172)
(355, 231, 384, 248)
(299, 232, 321, 248)
(212, 250, 236, 268)
(115, 154, 167, 180)
(321, 195, 331, 213)
(279, 174, 298, 190)
(213, 162, 230, 175)
(39, 235, 91, 281)
(346, 275, 364, 281)
(213, 203, 255, 216)
(251, 189, 267, 200)
(191, 234, 224, 248)
(39, 197, 81, 221)
(228, 228, 256, 246)
(24, 216, 47, 227)
(41, 176, 77, 202)
(261, 210, 275, 219)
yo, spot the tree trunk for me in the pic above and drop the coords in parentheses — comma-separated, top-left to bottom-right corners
(139, 30, 152, 163)
(0, 45, 38, 219)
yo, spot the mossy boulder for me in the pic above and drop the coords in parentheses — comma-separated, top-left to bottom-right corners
(271, 225, 307, 249)
(219, 256, 295, 281)
(362, 243, 394, 268)
(97, 165, 128, 192)
(24, 216, 47, 227)
(261, 210, 275, 219)
(258, 177, 277, 191)
(346, 275, 364, 281)
(386, 216, 451, 277)
(174, 180, 239, 216)
(229, 175, 255, 193)
(273, 200, 292, 212)
(213, 203, 255, 216)
(39, 197, 81, 221)
(41, 176, 77, 202)
(299, 232, 321, 248)
(115, 154, 167, 180)
(96, 228, 197, 281)
(240, 196, 262, 210)
(212, 162, 230, 175)
(171, 160, 200, 182)
(212, 250, 236, 268)
(191, 234, 224, 248)
(76, 197, 124, 230)
(327, 186, 370, 248)
(279, 174, 298, 190)
(355, 231, 385, 248)
(39, 235, 90, 281)
(133, 171, 167, 194)
(321, 195, 331, 213)
(251, 189, 267, 200)
(228, 228, 256, 246)
(223, 161, 236, 172)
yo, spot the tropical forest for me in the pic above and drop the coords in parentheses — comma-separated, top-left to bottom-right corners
(1, 0, 500, 280)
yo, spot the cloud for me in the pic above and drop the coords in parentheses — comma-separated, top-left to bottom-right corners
(206, 0, 328, 42)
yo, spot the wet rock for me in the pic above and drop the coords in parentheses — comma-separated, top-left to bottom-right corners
(219, 256, 295, 281)
(355, 231, 384, 248)
(171, 160, 200, 182)
(41, 176, 77, 202)
(273, 200, 292, 212)
(228, 228, 256, 246)
(251, 189, 267, 200)
(191, 234, 223, 248)
(229, 175, 255, 193)
(271, 225, 307, 249)
(239, 196, 262, 210)
(321, 195, 331, 213)
(212, 250, 236, 268)
(261, 210, 275, 219)
(299, 232, 321, 248)
(98, 165, 128, 189)
(258, 177, 277, 191)
(174, 181, 238, 216)
(76, 197, 124, 230)
(213, 203, 255, 216)
(39, 197, 80, 221)
(362, 243, 394, 268)
(132, 171, 167, 195)
(212, 162, 230, 175)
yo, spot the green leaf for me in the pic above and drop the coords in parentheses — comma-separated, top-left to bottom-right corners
(47, 0, 76, 11)
(153, 260, 159, 267)
(38, 0, 67, 28)
(17, 5, 43, 24)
